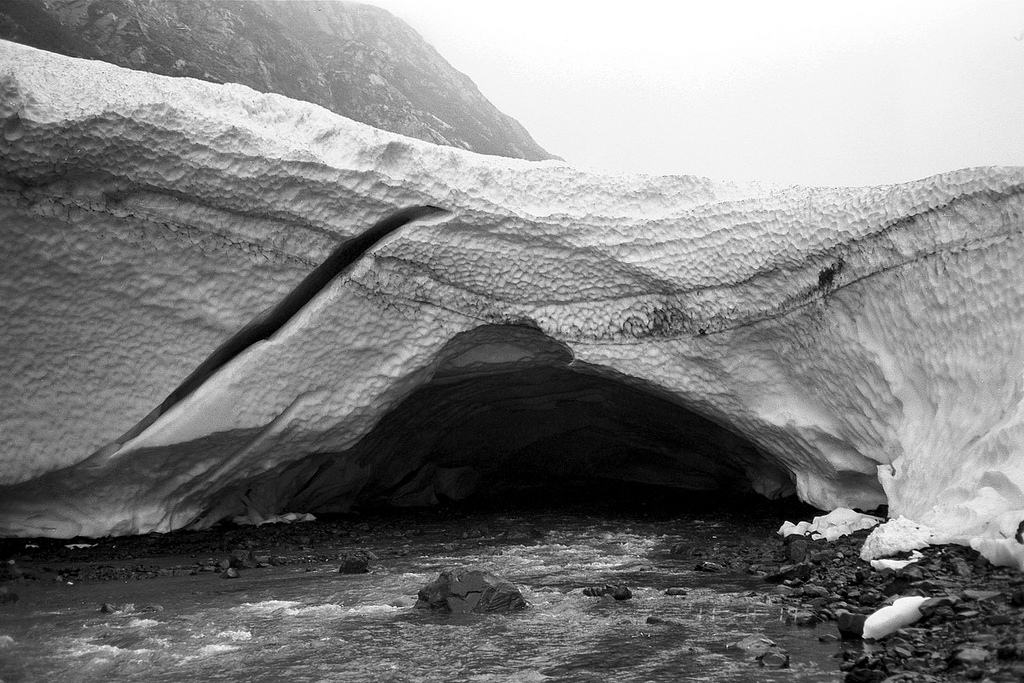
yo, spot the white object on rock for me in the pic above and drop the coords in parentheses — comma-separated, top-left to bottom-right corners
(779, 508, 883, 542)
(869, 550, 924, 571)
(862, 596, 928, 640)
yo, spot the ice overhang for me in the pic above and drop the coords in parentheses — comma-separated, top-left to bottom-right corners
(1, 42, 1023, 571)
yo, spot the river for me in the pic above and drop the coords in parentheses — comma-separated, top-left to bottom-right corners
(0, 504, 849, 682)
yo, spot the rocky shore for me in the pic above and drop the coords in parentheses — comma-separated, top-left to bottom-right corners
(765, 531, 1024, 682)
(1, 497, 1021, 682)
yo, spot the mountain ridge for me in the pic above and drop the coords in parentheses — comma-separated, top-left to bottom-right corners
(0, 0, 558, 161)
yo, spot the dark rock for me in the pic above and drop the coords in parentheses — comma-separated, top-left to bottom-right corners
(582, 585, 633, 600)
(802, 584, 830, 599)
(760, 649, 790, 668)
(908, 579, 945, 592)
(789, 610, 817, 626)
(765, 563, 811, 584)
(730, 634, 790, 668)
(99, 602, 163, 614)
(664, 587, 688, 596)
(889, 644, 913, 659)
(951, 558, 972, 576)
(838, 610, 868, 639)
(415, 567, 526, 614)
(899, 566, 925, 581)
(695, 561, 724, 573)
(961, 589, 1005, 603)
(919, 596, 959, 618)
(882, 576, 915, 597)
(337, 551, 371, 574)
(859, 590, 884, 607)
(788, 538, 809, 563)
(854, 569, 873, 584)
(229, 549, 257, 569)
(730, 634, 777, 656)
(100, 602, 133, 613)
(844, 669, 887, 683)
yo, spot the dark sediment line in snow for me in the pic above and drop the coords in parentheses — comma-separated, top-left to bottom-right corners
(110, 205, 449, 450)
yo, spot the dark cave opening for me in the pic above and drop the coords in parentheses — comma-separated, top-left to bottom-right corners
(275, 325, 802, 521)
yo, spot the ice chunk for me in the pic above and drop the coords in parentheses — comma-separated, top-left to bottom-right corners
(862, 596, 928, 640)
(860, 516, 934, 561)
(779, 508, 883, 542)
(870, 550, 924, 571)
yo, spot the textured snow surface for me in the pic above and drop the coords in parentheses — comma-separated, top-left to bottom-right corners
(1, 42, 1023, 564)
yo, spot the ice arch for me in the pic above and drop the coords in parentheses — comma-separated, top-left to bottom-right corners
(0, 42, 1023, 567)
(219, 323, 787, 518)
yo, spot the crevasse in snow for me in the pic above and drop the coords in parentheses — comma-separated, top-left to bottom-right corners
(0, 41, 1022, 568)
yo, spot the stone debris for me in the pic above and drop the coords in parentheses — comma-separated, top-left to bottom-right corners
(729, 634, 790, 668)
(582, 584, 633, 600)
(337, 550, 372, 574)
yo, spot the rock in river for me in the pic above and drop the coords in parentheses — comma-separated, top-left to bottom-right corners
(415, 567, 527, 614)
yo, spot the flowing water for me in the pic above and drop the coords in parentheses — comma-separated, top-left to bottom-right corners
(0, 508, 847, 682)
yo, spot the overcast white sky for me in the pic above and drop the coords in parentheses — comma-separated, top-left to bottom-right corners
(368, 0, 1024, 187)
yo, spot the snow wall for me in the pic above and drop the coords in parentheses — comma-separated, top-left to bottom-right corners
(1, 41, 1023, 567)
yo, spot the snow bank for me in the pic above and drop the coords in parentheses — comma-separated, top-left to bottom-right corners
(1, 41, 1023, 568)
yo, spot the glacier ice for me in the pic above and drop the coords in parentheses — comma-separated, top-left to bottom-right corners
(1, 41, 1023, 569)
(862, 596, 928, 641)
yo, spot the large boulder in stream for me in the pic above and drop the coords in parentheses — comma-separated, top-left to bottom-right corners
(415, 567, 527, 614)
(0, 41, 1023, 569)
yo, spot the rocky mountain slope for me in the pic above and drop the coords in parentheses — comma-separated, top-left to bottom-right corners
(0, 0, 556, 161)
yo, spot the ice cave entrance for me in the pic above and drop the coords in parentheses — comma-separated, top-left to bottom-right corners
(293, 324, 789, 515)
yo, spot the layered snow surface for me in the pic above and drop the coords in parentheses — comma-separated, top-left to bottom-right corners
(1, 41, 1023, 568)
